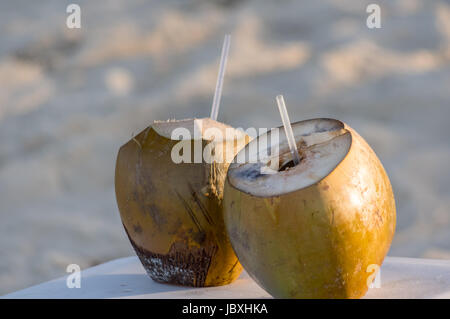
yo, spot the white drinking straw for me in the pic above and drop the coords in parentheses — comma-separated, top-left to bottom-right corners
(276, 95, 301, 165)
(210, 34, 231, 121)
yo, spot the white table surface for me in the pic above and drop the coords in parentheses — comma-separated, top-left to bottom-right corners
(3, 256, 450, 299)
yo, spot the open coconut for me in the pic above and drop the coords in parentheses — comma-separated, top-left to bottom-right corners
(115, 118, 250, 287)
(223, 118, 396, 298)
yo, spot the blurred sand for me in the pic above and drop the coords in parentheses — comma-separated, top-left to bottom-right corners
(0, 0, 449, 294)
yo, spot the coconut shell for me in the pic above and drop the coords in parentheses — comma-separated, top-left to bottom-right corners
(223, 120, 396, 298)
(115, 122, 249, 287)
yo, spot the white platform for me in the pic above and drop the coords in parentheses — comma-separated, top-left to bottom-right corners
(3, 256, 450, 299)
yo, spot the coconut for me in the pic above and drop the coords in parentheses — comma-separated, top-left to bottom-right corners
(115, 118, 250, 287)
(223, 118, 396, 298)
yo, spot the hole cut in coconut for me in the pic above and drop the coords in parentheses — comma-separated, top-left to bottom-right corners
(278, 158, 300, 172)
(152, 118, 247, 142)
(152, 118, 250, 165)
(227, 118, 352, 197)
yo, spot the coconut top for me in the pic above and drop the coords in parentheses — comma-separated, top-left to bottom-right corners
(152, 118, 246, 141)
(227, 118, 352, 197)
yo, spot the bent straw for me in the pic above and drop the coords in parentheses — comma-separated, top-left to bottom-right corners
(210, 34, 231, 121)
(276, 95, 301, 165)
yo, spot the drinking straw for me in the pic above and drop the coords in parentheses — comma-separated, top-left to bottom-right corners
(276, 95, 301, 165)
(210, 34, 231, 121)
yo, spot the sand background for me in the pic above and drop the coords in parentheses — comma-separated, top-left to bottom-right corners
(0, 0, 449, 294)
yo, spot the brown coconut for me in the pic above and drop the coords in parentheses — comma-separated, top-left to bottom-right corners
(115, 118, 250, 287)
